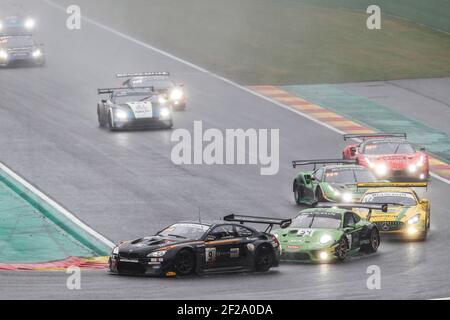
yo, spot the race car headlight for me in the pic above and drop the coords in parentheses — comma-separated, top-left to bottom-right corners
(320, 234, 332, 245)
(342, 192, 353, 203)
(0, 50, 8, 60)
(408, 164, 417, 173)
(365, 157, 375, 168)
(115, 109, 128, 120)
(159, 107, 171, 119)
(375, 164, 388, 176)
(24, 18, 36, 30)
(329, 185, 341, 197)
(170, 88, 183, 100)
(112, 247, 119, 255)
(158, 96, 168, 104)
(319, 251, 329, 261)
(147, 250, 167, 258)
(416, 156, 425, 167)
(32, 49, 42, 58)
(407, 214, 420, 225)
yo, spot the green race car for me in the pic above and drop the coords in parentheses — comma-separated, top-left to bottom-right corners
(292, 159, 378, 206)
(272, 203, 383, 263)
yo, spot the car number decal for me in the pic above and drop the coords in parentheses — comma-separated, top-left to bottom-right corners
(205, 248, 216, 263)
(127, 102, 153, 119)
(296, 229, 314, 237)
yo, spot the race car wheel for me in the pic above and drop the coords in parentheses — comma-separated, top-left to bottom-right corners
(174, 249, 196, 276)
(107, 111, 115, 131)
(254, 246, 273, 272)
(97, 107, 104, 127)
(336, 237, 349, 261)
(361, 228, 380, 253)
(293, 182, 304, 205)
(315, 188, 325, 202)
(418, 230, 428, 241)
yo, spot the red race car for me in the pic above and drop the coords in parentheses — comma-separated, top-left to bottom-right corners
(342, 133, 429, 181)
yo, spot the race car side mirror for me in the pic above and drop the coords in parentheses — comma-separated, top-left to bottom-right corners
(420, 199, 429, 207)
(101, 99, 107, 104)
(280, 221, 292, 229)
(205, 235, 216, 242)
(350, 147, 357, 156)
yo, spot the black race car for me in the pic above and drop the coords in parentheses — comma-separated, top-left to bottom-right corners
(0, 35, 45, 67)
(0, 15, 36, 36)
(117, 72, 186, 110)
(109, 215, 291, 277)
(97, 86, 173, 130)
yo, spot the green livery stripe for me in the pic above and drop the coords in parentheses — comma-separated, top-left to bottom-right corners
(396, 207, 410, 221)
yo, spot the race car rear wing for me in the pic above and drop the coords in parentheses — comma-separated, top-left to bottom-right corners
(315, 202, 388, 212)
(97, 86, 155, 95)
(357, 182, 428, 190)
(0, 33, 34, 37)
(116, 72, 170, 79)
(292, 159, 356, 169)
(343, 133, 407, 141)
(224, 214, 292, 232)
(315, 202, 389, 220)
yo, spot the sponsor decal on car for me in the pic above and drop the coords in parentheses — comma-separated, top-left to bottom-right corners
(126, 101, 153, 119)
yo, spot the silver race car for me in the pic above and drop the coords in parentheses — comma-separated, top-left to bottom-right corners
(97, 86, 173, 131)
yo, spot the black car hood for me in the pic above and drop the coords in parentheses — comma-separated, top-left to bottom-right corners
(118, 236, 194, 256)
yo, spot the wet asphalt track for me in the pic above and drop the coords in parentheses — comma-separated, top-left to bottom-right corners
(0, 0, 449, 299)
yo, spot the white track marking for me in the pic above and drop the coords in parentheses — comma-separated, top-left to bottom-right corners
(44, 0, 450, 186)
(0, 161, 115, 249)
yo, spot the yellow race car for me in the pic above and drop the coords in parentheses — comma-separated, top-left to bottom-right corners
(353, 182, 430, 241)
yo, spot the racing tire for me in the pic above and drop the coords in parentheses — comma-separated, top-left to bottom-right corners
(107, 111, 116, 131)
(165, 120, 174, 129)
(173, 104, 186, 112)
(97, 107, 104, 127)
(254, 246, 273, 272)
(174, 249, 196, 276)
(417, 227, 428, 242)
(361, 228, 380, 254)
(336, 237, 349, 261)
(315, 188, 325, 203)
(293, 182, 304, 205)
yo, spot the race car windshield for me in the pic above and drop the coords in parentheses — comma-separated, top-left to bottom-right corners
(157, 223, 210, 240)
(0, 36, 34, 48)
(362, 192, 417, 206)
(130, 78, 172, 89)
(113, 92, 153, 104)
(291, 213, 341, 229)
(362, 142, 415, 155)
(324, 168, 376, 183)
